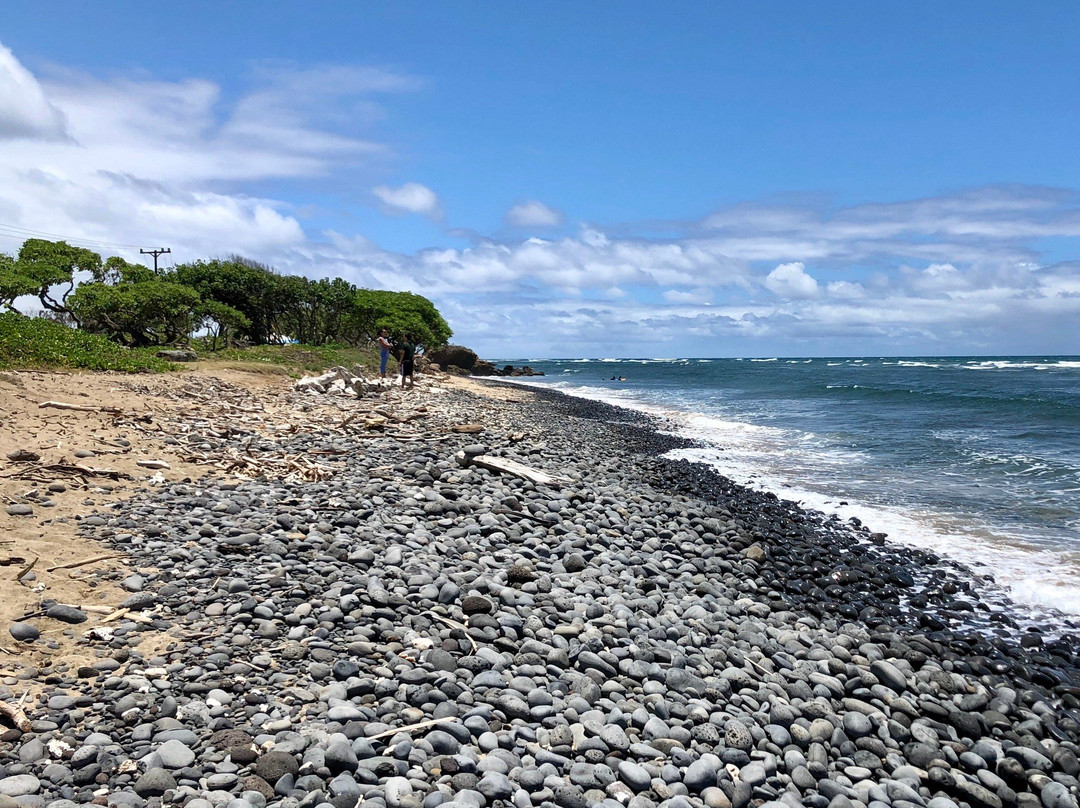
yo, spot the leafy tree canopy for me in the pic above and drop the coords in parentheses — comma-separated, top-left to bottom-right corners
(0, 253, 37, 311)
(351, 289, 452, 351)
(69, 278, 202, 347)
(15, 239, 102, 316)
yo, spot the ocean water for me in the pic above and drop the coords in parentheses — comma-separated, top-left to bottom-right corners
(496, 356, 1080, 621)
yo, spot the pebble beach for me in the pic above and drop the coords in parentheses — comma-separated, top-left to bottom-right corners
(2, 375, 1079, 808)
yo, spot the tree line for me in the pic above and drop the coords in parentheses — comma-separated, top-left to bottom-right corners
(0, 239, 452, 351)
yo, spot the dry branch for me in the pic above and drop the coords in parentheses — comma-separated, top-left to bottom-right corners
(366, 716, 457, 740)
(0, 700, 32, 732)
(46, 554, 125, 573)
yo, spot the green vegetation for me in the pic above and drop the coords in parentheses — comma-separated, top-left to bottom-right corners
(0, 238, 455, 374)
(187, 339, 379, 375)
(0, 312, 173, 372)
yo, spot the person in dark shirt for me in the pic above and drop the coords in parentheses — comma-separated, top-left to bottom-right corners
(398, 334, 416, 389)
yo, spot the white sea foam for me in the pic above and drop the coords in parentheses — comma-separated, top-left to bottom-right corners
(498, 371, 1080, 618)
(663, 443, 1080, 617)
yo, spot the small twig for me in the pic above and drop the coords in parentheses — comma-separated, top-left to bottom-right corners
(15, 557, 38, 581)
(46, 554, 125, 573)
(366, 716, 457, 741)
(425, 611, 477, 653)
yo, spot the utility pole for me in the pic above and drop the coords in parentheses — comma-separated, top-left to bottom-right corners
(140, 247, 171, 274)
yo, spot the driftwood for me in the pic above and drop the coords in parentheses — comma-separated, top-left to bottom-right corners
(366, 716, 458, 741)
(465, 454, 571, 488)
(15, 556, 38, 580)
(46, 554, 125, 573)
(425, 611, 477, 653)
(451, 424, 484, 434)
(0, 700, 31, 732)
(0, 463, 132, 482)
(39, 401, 121, 414)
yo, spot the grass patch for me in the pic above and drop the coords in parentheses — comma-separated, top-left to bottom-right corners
(191, 339, 383, 376)
(0, 312, 174, 372)
(0, 315, 382, 377)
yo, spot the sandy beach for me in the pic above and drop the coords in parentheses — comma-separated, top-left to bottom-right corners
(1, 367, 1079, 808)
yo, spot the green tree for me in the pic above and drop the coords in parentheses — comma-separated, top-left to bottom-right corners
(349, 289, 451, 352)
(69, 278, 202, 347)
(14, 239, 102, 321)
(199, 300, 251, 350)
(279, 276, 359, 345)
(0, 253, 36, 312)
(173, 258, 299, 345)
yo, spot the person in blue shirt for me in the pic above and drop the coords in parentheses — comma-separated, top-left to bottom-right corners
(377, 329, 393, 378)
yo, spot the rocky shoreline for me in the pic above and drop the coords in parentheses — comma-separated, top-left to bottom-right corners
(2, 378, 1079, 808)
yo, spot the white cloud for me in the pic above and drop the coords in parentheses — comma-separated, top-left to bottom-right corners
(372, 182, 441, 217)
(0, 44, 68, 141)
(0, 41, 419, 262)
(664, 288, 712, 304)
(505, 200, 564, 228)
(825, 280, 866, 300)
(765, 262, 819, 299)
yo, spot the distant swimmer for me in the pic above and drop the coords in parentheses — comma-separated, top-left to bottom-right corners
(610, 375, 617, 380)
(619, 376, 626, 381)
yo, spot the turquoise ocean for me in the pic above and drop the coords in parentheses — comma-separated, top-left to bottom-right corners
(495, 356, 1080, 622)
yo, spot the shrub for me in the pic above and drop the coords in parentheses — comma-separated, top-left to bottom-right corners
(0, 312, 173, 372)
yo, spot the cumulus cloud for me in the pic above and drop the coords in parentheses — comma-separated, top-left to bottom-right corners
(664, 288, 712, 304)
(505, 200, 564, 228)
(0, 44, 69, 141)
(372, 182, 441, 217)
(0, 41, 418, 263)
(765, 262, 819, 299)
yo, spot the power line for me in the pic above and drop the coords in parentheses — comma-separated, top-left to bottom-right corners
(0, 221, 146, 251)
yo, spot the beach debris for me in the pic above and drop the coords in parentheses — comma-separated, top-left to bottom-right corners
(135, 459, 171, 470)
(294, 365, 385, 397)
(451, 423, 484, 433)
(0, 699, 32, 732)
(0, 462, 132, 484)
(45, 553, 125, 573)
(38, 400, 122, 414)
(455, 450, 572, 487)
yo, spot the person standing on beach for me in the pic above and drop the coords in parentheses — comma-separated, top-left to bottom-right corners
(377, 329, 393, 378)
(398, 333, 416, 389)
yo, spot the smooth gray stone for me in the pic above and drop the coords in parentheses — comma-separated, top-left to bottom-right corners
(133, 767, 176, 798)
(0, 775, 40, 797)
(45, 604, 87, 624)
(618, 761, 652, 792)
(8, 623, 39, 642)
(1039, 783, 1074, 808)
(156, 738, 196, 769)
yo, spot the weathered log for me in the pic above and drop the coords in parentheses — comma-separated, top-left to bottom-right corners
(0, 700, 31, 732)
(463, 453, 571, 487)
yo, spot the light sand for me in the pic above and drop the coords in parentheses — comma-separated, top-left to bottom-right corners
(0, 364, 530, 687)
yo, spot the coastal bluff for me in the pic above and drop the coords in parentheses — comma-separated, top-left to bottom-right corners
(1, 368, 1078, 808)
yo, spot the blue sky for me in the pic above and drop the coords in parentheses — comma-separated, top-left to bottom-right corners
(1, 3, 1078, 356)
